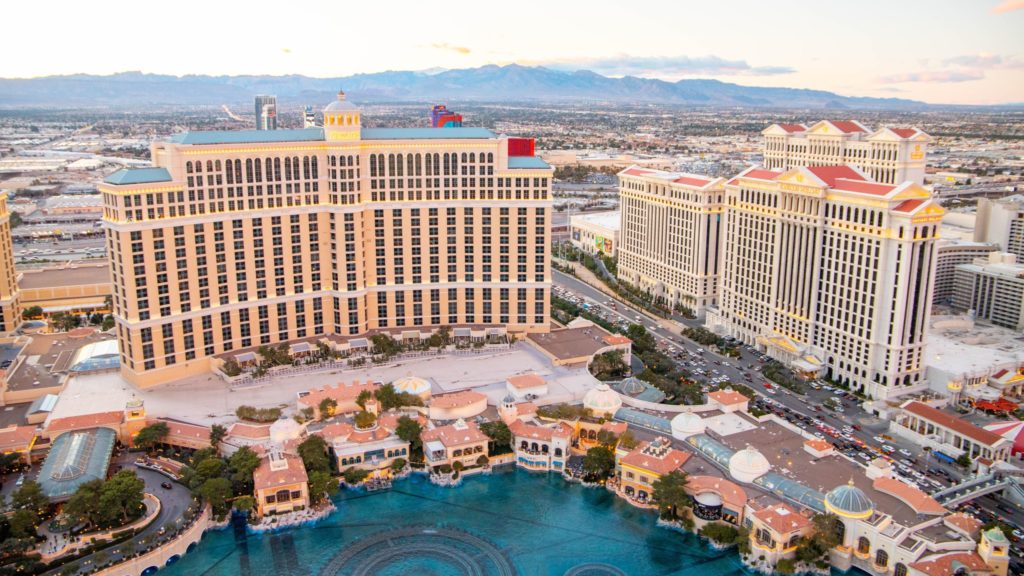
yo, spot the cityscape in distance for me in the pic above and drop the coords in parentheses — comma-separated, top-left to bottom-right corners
(0, 2, 1022, 576)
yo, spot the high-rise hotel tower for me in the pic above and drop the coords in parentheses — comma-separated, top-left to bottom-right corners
(0, 193, 20, 334)
(100, 92, 553, 387)
(762, 121, 929, 185)
(705, 165, 943, 400)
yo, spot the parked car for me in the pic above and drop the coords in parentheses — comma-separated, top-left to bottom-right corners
(161, 481, 173, 490)
(882, 445, 896, 454)
(899, 448, 913, 457)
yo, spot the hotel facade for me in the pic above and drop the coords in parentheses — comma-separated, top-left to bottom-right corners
(100, 92, 553, 387)
(706, 165, 943, 400)
(0, 193, 20, 334)
(762, 121, 930, 185)
(616, 168, 725, 316)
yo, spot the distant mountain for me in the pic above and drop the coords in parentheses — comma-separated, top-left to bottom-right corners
(0, 64, 929, 110)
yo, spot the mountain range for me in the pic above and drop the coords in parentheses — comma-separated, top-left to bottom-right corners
(0, 64, 934, 110)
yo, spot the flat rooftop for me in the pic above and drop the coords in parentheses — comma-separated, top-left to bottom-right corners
(5, 330, 113, 392)
(570, 210, 621, 231)
(18, 261, 111, 290)
(526, 324, 616, 363)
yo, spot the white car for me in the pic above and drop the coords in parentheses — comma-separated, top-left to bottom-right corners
(873, 436, 885, 443)
(882, 445, 896, 454)
(899, 448, 913, 457)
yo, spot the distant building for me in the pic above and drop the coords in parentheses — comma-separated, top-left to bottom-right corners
(569, 211, 620, 257)
(0, 193, 20, 334)
(762, 120, 930, 185)
(706, 165, 943, 400)
(974, 195, 1024, 260)
(430, 105, 462, 128)
(617, 167, 725, 317)
(254, 94, 277, 130)
(303, 105, 316, 128)
(953, 252, 1024, 331)
(934, 240, 998, 306)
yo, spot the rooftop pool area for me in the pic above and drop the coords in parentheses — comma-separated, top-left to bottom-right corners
(162, 467, 749, 576)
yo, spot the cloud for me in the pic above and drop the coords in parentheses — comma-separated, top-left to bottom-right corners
(431, 43, 471, 55)
(878, 70, 985, 83)
(943, 53, 1023, 69)
(531, 54, 795, 77)
(992, 0, 1024, 13)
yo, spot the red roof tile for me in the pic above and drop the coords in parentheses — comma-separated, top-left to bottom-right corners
(752, 502, 811, 534)
(779, 123, 806, 133)
(47, 411, 123, 435)
(622, 168, 652, 177)
(708, 389, 749, 407)
(831, 178, 897, 196)
(894, 198, 927, 213)
(421, 421, 488, 447)
(742, 169, 781, 181)
(507, 374, 547, 390)
(872, 477, 946, 515)
(672, 176, 712, 188)
(903, 401, 1004, 446)
(830, 120, 867, 134)
(890, 127, 918, 138)
(806, 165, 865, 186)
(620, 441, 691, 476)
(909, 552, 990, 576)
(253, 453, 308, 490)
(0, 425, 38, 452)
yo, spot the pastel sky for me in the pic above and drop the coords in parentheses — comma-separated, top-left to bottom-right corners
(3, 0, 1023, 105)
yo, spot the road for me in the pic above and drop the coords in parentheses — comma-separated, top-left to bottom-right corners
(553, 269, 970, 490)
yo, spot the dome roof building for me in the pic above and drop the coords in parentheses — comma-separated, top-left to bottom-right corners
(583, 383, 623, 417)
(824, 480, 875, 519)
(392, 375, 432, 399)
(670, 412, 706, 439)
(269, 418, 303, 446)
(619, 377, 646, 396)
(728, 445, 771, 483)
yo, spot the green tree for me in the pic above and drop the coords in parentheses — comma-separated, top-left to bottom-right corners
(390, 458, 408, 474)
(51, 312, 81, 332)
(370, 334, 402, 357)
(596, 429, 619, 448)
(589, 350, 628, 380)
(221, 358, 242, 377)
(396, 415, 424, 459)
(956, 453, 973, 468)
(101, 314, 116, 331)
(342, 467, 370, 485)
(582, 446, 616, 480)
(233, 495, 255, 514)
(210, 423, 228, 450)
(10, 480, 48, 515)
(652, 470, 689, 520)
(618, 430, 639, 450)
(228, 446, 261, 493)
(194, 457, 226, 483)
(776, 558, 796, 574)
(298, 435, 331, 473)
(699, 522, 739, 544)
(476, 454, 489, 467)
(318, 397, 338, 420)
(480, 420, 512, 455)
(308, 470, 339, 503)
(356, 389, 372, 409)
(8, 509, 39, 539)
(810, 513, 842, 550)
(97, 470, 146, 525)
(133, 421, 169, 452)
(63, 479, 104, 527)
(354, 410, 377, 428)
(21, 306, 42, 319)
(198, 477, 233, 517)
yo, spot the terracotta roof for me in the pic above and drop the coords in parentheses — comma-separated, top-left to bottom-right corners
(890, 127, 918, 138)
(602, 421, 628, 435)
(378, 411, 426, 432)
(316, 422, 353, 441)
(349, 426, 395, 443)
(806, 165, 864, 187)
(993, 369, 1009, 379)
(751, 502, 811, 534)
(672, 175, 712, 188)
(742, 168, 781, 181)
(778, 123, 806, 133)
(430, 390, 487, 409)
(510, 420, 572, 442)
(872, 477, 946, 515)
(909, 552, 991, 576)
(298, 380, 379, 408)
(514, 402, 538, 416)
(830, 120, 867, 134)
(902, 401, 1004, 447)
(253, 453, 308, 491)
(602, 334, 632, 346)
(944, 512, 983, 537)
(0, 425, 38, 452)
(507, 373, 547, 390)
(228, 422, 271, 440)
(153, 419, 211, 444)
(622, 168, 652, 177)
(831, 178, 897, 196)
(804, 438, 833, 452)
(686, 475, 748, 511)
(620, 441, 690, 476)
(46, 411, 123, 435)
(708, 389, 749, 406)
(894, 198, 927, 213)
(421, 421, 488, 448)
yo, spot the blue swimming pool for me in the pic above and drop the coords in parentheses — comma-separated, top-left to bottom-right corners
(162, 467, 750, 576)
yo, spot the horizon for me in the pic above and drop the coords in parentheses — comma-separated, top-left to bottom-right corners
(2, 0, 1022, 106)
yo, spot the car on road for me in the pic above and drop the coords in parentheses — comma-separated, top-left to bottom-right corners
(898, 448, 913, 457)
(882, 445, 896, 454)
(873, 436, 884, 443)
(160, 481, 173, 490)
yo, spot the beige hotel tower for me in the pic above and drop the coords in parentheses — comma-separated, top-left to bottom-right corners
(100, 92, 553, 387)
(0, 193, 20, 334)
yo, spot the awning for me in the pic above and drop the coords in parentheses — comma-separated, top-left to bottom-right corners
(425, 440, 445, 453)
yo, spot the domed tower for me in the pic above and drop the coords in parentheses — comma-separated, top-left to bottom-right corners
(824, 480, 875, 520)
(323, 89, 361, 141)
(978, 527, 1010, 576)
(499, 393, 518, 424)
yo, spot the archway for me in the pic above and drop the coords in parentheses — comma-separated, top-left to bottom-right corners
(857, 536, 870, 555)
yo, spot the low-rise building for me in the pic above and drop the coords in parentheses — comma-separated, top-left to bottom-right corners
(297, 380, 379, 419)
(0, 424, 38, 463)
(421, 419, 489, 469)
(569, 210, 620, 256)
(615, 436, 690, 505)
(889, 401, 1011, 465)
(505, 373, 548, 401)
(744, 499, 813, 566)
(509, 419, 572, 471)
(253, 451, 309, 517)
(320, 415, 411, 478)
(428, 390, 487, 421)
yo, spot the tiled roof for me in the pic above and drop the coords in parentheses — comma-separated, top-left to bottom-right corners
(806, 165, 864, 187)
(0, 425, 38, 452)
(804, 438, 833, 452)
(168, 128, 324, 146)
(909, 552, 990, 576)
(708, 389, 749, 406)
(507, 373, 547, 389)
(253, 453, 308, 490)
(103, 167, 172, 185)
(46, 411, 123, 435)
(890, 127, 918, 138)
(360, 127, 495, 140)
(686, 475, 748, 511)
(298, 381, 379, 409)
(620, 441, 690, 476)
(430, 390, 487, 409)
(829, 120, 867, 134)
(510, 420, 571, 442)
(672, 175, 713, 187)
(752, 502, 811, 534)
(944, 512, 983, 536)
(741, 168, 781, 181)
(421, 421, 488, 447)
(228, 422, 272, 440)
(153, 419, 211, 444)
(621, 168, 653, 177)
(778, 123, 806, 133)
(602, 335, 632, 346)
(831, 178, 897, 196)
(872, 477, 946, 515)
(894, 198, 927, 213)
(902, 401, 1004, 447)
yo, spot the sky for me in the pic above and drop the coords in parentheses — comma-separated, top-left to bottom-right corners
(3, 0, 1023, 105)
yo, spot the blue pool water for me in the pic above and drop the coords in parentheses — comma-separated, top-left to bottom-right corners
(162, 467, 750, 576)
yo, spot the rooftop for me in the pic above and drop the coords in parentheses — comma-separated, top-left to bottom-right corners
(360, 127, 495, 141)
(569, 210, 620, 232)
(526, 322, 617, 363)
(901, 401, 1004, 447)
(750, 500, 811, 534)
(18, 261, 111, 290)
(430, 390, 487, 409)
(421, 420, 488, 447)
(253, 452, 308, 490)
(36, 427, 116, 501)
(102, 167, 172, 185)
(167, 128, 324, 146)
(507, 156, 551, 170)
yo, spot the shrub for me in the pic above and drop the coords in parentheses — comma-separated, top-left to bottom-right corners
(235, 405, 282, 423)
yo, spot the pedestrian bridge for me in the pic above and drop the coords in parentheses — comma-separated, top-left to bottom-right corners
(933, 470, 1024, 506)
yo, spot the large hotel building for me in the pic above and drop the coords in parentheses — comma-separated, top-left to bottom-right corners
(100, 92, 553, 387)
(761, 120, 930, 185)
(0, 193, 20, 334)
(706, 165, 943, 400)
(616, 169, 724, 316)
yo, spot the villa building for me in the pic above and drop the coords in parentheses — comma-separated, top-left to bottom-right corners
(428, 390, 487, 420)
(706, 165, 942, 400)
(615, 437, 690, 505)
(421, 419, 489, 469)
(743, 499, 813, 566)
(253, 451, 309, 517)
(320, 413, 411, 477)
(761, 121, 929, 185)
(297, 380, 379, 419)
(509, 419, 572, 472)
(505, 373, 548, 401)
(98, 91, 553, 388)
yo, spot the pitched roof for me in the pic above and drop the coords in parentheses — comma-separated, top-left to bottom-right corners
(168, 128, 324, 146)
(778, 123, 806, 133)
(509, 420, 572, 442)
(751, 502, 811, 534)
(909, 552, 991, 576)
(894, 198, 927, 213)
(944, 512, 983, 537)
(0, 425, 38, 452)
(153, 419, 211, 444)
(46, 411, 123, 435)
(890, 127, 919, 138)
(297, 380, 379, 409)
(430, 390, 487, 409)
(621, 168, 653, 177)
(619, 440, 691, 476)
(804, 438, 833, 452)
(227, 422, 272, 440)
(672, 175, 713, 188)
(902, 401, 1004, 447)
(708, 389, 749, 406)
(831, 178, 897, 196)
(806, 165, 865, 187)
(103, 167, 173, 185)
(507, 373, 547, 389)
(872, 477, 946, 515)
(253, 453, 308, 491)
(602, 334, 632, 346)
(742, 168, 781, 181)
(421, 421, 488, 447)
(507, 156, 551, 170)
(686, 475, 748, 511)
(829, 120, 867, 134)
